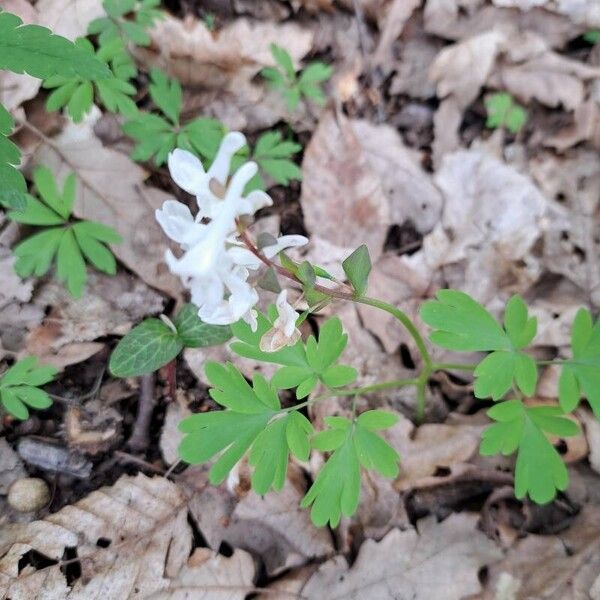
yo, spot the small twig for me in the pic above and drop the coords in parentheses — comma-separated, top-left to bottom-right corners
(127, 373, 156, 453)
(114, 450, 165, 474)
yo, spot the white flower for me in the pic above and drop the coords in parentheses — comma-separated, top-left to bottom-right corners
(259, 290, 301, 352)
(155, 200, 205, 250)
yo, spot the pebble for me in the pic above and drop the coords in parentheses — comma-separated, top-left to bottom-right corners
(7, 477, 50, 512)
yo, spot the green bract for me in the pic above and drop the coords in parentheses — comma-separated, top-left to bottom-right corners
(421, 291, 538, 400)
(109, 304, 232, 377)
(231, 313, 357, 399)
(261, 43, 332, 111)
(559, 308, 600, 417)
(342, 244, 371, 296)
(481, 399, 579, 503)
(9, 167, 122, 298)
(301, 411, 400, 527)
(0, 357, 57, 420)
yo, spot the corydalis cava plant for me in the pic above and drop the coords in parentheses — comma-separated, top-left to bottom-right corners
(156, 132, 307, 332)
(148, 133, 598, 528)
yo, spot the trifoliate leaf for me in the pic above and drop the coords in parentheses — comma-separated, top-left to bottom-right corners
(0, 356, 57, 420)
(559, 308, 600, 416)
(179, 363, 313, 493)
(480, 399, 579, 503)
(173, 304, 232, 348)
(302, 412, 400, 527)
(9, 169, 120, 297)
(485, 92, 527, 134)
(0, 10, 110, 79)
(342, 245, 371, 296)
(421, 291, 538, 399)
(109, 318, 183, 377)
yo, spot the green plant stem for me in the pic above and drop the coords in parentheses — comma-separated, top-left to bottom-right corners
(356, 296, 432, 368)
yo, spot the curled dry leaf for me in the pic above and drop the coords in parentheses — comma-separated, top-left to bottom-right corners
(150, 546, 255, 600)
(35, 0, 104, 40)
(483, 506, 600, 599)
(30, 109, 181, 296)
(0, 474, 192, 598)
(0, 439, 27, 496)
(24, 272, 164, 369)
(406, 148, 548, 304)
(186, 465, 334, 577)
(134, 15, 313, 88)
(299, 513, 502, 599)
(492, 0, 600, 27)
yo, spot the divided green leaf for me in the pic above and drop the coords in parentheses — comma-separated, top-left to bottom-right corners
(9, 167, 121, 297)
(481, 399, 579, 503)
(301, 411, 400, 527)
(420, 291, 538, 400)
(0, 356, 57, 420)
(485, 92, 527, 134)
(559, 308, 600, 417)
(0, 10, 110, 80)
(261, 43, 332, 111)
(232, 313, 357, 399)
(44, 38, 137, 122)
(178, 362, 314, 493)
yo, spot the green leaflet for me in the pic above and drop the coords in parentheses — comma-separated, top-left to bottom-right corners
(480, 399, 579, 503)
(0, 10, 109, 80)
(9, 167, 121, 298)
(301, 411, 400, 527)
(231, 312, 357, 399)
(44, 38, 138, 122)
(178, 363, 314, 491)
(261, 43, 332, 111)
(559, 308, 600, 417)
(485, 92, 527, 134)
(421, 291, 538, 400)
(109, 304, 232, 377)
(0, 356, 57, 420)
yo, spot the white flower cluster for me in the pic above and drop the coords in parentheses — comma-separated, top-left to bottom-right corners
(156, 132, 306, 347)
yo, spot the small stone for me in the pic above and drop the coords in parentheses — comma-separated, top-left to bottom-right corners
(7, 477, 50, 512)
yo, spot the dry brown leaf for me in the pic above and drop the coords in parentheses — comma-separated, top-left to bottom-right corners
(424, 0, 580, 47)
(390, 36, 442, 99)
(492, 0, 600, 27)
(0, 0, 41, 111)
(0, 473, 192, 598)
(352, 119, 443, 234)
(0, 439, 26, 496)
(430, 30, 506, 108)
(150, 547, 255, 600)
(159, 400, 191, 466)
(300, 513, 502, 599)
(484, 506, 600, 599)
(580, 409, 600, 475)
(292, 0, 335, 12)
(30, 109, 181, 296)
(432, 96, 463, 163)
(35, 0, 104, 40)
(372, 0, 422, 68)
(300, 111, 390, 261)
(187, 466, 334, 577)
(406, 148, 548, 303)
(134, 15, 312, 88)
(385, 418, 484, 490)
(493, 52, 600, 110)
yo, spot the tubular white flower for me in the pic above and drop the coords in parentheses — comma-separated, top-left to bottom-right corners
(155, 200, 205, 250)
(262, 234, 309, 259)
(259, 290, 301, 352)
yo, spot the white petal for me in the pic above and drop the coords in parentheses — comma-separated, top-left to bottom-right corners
(275, 289, 299, 338)
(227, 246, 262, 269)
(263, 234, 309, 259)
(168, 149, 206, 195)
(245, 190, 273, 213)
(226, 162, 258, 203)
(207, 132, 246, 185)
